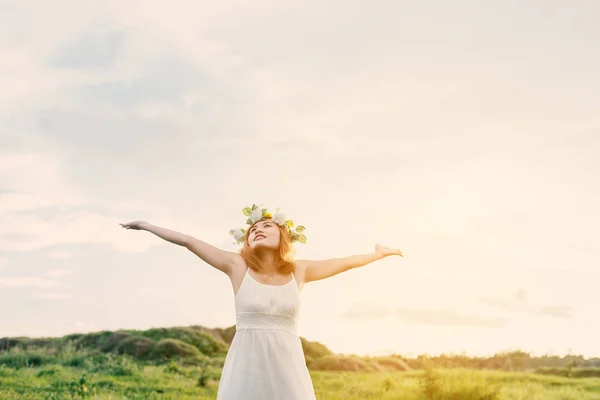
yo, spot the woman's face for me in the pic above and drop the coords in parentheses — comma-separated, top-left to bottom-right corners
(248, 219, 281, 250)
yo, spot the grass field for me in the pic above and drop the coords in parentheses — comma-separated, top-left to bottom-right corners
(1, 364, 599, 400)
(2, 327, 599, 399)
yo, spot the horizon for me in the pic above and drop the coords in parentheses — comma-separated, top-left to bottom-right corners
(2, 322, 596, 360)
(2, 0, 599, 359)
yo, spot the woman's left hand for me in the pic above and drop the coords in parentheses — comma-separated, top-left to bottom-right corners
(375, 243, 403, 258)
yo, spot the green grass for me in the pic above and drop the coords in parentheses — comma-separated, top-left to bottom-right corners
(2, 326, 600, 398)
(1, 365, 599, 399)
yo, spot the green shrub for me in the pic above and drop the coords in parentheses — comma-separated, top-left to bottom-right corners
(0, 364, 17, 377)
(370, 356, 411, 371)
(66, 331, 114, 351)
(148, 339, 202, 361)
(535, 367, 600, 378)
(116, 336, 155, 358)
(0, 352, 54, 369)
(36, 365, 64, 377)
(99, 332, 131, 353)
(133, 327, 227, 357)
(307, 355, 377, 371)
(300, 337, 332, 359)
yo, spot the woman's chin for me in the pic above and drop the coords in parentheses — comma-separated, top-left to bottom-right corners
(252, 241, 276, 251)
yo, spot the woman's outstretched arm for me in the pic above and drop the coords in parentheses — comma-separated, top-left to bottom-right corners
(120, 221, 239, 275)
(297, 243, 402, 283)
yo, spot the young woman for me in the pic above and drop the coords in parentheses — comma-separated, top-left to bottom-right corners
(120, 205, 402, 399)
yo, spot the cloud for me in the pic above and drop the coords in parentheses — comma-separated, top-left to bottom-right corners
(479, 289, 575, 320)
(0, 153, 85, 213)
(51, 30, 126, 70)
(0, 258, 8, 268)
(0, 153, 172, 253)
(46, 251, 72, 260)
(535, 306, 576, 319)
(0, 277, 59, 288)
(45, 269, 76, 277)
(33, 292, 72, 299)
(343, 304, 506, 328)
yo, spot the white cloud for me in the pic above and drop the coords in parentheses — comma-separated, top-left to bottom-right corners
(0, 258, 8, 268)
(45, 269, 76, 277)
(0, 153, 171, 253)
(46, 251, 72, 260)
(343, 303, 507, 328)
(34, 292, 72, 299)
(0, 277, 59, 288)
(0, 153, 85, 221)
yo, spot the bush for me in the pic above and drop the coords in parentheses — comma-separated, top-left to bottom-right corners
(535, 367, 600, 378)
(99, 332, 131, 353)
(62, 354, 92, 368)
(307, 355, 378, 371)
(66, 331, 114, 351)
(90, 356, 139, 377)
(370, 356, 411, 371)
(209, 325, 237, 345)
(0, 364, 17, 377)
(197, 366, 221, 387)
(0, 352, 54, 369)
(0, 337, 30, 352)
(36, 365, 64, 377)
(116, 336, 155, 358)
(148, 339, 203, 361)
(300, 338, 332, 359)
(133, 327, 227, 357)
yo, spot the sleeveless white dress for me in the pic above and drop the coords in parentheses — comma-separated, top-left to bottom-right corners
(216, 268, 316, 400)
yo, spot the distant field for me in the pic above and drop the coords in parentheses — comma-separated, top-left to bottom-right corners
(1, 365, 600, 399)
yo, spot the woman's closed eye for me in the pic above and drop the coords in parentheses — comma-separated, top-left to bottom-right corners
(251, 223, 272, 233)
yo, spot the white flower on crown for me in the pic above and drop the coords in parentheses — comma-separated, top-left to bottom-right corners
(230, 228, 245, 243)
(249, 208, 263, 224)
(271, 212, 287, 226)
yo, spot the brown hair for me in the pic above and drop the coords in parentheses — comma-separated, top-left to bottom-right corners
(239, 219, 296, 274)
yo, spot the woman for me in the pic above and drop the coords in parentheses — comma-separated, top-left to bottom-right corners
(120, 205, 402, 399)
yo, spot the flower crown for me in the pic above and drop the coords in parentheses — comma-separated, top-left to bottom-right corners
(229, 204, 306, 245)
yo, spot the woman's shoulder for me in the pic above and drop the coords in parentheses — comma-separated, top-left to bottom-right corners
(292, 259, 308, 283)
(230, 253, 247, 272)
(293, 259, 308, 270)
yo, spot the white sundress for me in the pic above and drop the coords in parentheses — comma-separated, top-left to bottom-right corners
(216, 268, 317, 400)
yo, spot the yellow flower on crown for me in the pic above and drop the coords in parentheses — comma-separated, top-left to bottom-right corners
(229, 204, 307, 245)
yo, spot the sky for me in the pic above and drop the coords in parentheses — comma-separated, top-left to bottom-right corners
(1, 0, 599, 358)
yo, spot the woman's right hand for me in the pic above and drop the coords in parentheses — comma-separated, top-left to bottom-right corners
(120, 221, 148, 230)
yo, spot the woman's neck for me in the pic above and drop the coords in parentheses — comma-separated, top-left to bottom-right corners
(255, 249, 280, 275)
